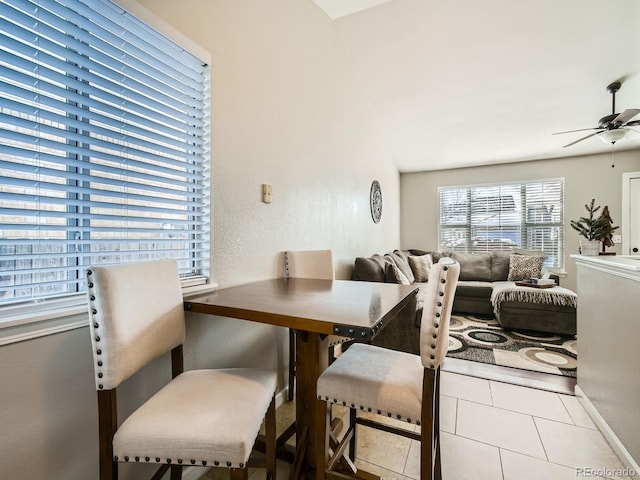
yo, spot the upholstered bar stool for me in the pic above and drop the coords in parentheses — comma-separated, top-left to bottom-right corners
(284, 250, 350, 401)
(87, 259, 277, 480)
(317, 257, 459, 480)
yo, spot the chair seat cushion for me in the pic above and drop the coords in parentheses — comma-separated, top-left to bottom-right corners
(317, 343, 423, 424)
(114, 368, 276, 468)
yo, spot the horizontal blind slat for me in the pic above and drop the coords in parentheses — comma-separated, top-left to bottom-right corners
(0, 126, 203, 183)
(0, 30, 204, 120)
(0, 55, 203, 138)
(0, 95, 205, 157)
(0, 76, 205, 149)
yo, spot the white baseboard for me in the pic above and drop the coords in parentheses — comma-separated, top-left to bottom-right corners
(575, 385, 639, 474)
(276, 386, 289, 409)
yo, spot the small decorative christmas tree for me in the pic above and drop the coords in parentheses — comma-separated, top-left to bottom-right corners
(570, 199, 604, 241)
(596, 205, 619, 253)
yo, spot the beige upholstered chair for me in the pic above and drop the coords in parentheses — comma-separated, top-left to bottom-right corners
(284, 250, 349, 401)
(87, 259, 277, 480)
(317, 257, 459, 480)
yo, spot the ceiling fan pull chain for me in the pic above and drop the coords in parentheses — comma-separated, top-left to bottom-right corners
(611, 143, 616, 168)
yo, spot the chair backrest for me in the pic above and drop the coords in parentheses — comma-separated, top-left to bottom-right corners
(284, 249, 334, 280)
(86, 259, 186, 391)
(419, 257, 460, 370)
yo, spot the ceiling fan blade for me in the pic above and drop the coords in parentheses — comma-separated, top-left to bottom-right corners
(562, 131, 602, 148)
(612, 109, 640, 125)
(624, 119, 640, 127)
(552, 127, 599, 135)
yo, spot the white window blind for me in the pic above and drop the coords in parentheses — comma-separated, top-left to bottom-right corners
(438, 179, 564, 268)
(0, 0, 210, 306)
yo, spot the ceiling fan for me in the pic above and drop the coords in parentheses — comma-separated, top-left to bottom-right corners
(553, 81, 640, 148)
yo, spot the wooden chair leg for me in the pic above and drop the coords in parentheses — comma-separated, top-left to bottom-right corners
(348, 409, 357, 460)
(288, 328, 295, 401)
(230, 467, 249, 480)
(434, 368, 442, 480)
(170, 465, 182, 480)
(97, 390, 118, 480)
(265, 397, 277, 480)
(421, 368, 438, 480)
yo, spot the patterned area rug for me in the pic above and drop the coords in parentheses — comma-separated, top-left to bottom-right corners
(446, 314, 577, 377)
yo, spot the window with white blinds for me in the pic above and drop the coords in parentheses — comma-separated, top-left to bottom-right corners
(438, 179, 564, 268)
(0, 0, 210, 307)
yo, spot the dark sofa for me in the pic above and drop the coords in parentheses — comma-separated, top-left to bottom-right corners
(351, 249, 576, 355)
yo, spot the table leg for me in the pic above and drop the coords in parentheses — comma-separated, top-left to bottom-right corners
(294, 331, 329, 480)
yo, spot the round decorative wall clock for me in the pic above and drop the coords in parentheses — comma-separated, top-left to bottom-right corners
(370, 180, 382, 223)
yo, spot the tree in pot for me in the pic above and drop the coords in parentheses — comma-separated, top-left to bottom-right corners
(570, 199, 608, 255)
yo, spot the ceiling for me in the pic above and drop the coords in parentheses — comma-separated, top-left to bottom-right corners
(311, 0, 640, 172)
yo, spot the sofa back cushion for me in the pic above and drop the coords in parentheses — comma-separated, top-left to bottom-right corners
(449, 252, 492, 281)
(491, 251, 512, 281)
(352, 254, 387, 282)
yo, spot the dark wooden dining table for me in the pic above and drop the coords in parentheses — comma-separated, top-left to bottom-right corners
(184, 277, 418, 480)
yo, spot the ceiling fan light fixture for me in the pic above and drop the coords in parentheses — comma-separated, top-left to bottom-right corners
(598, 128, 628, 144)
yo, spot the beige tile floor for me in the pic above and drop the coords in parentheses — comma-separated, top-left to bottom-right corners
(199, 371, 633, 480)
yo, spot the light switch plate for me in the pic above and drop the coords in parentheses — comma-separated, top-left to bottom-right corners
(262, 184, 272, 203)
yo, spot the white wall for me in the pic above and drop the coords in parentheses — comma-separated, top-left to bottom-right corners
(0, 1, 401, 478)
(400, 149, 640, 292)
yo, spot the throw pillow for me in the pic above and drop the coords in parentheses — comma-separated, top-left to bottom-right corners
(385, 262, 411, 285)
(507, 253, 544, 281)
(408, 254, 433, 282)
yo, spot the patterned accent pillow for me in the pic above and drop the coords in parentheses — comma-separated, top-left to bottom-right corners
(507, 253, 544, 281)
(408, 254, 433, 282)
(385, 262, 411, 285)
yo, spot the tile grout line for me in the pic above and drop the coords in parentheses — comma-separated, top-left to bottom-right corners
(531, 416, 551, 463)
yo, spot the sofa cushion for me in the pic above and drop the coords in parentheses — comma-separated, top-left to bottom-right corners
(385, 263, 411, 285)
(455, 281, 494, 299)
(408, 254, 433, 282)
(450, 252, 492, 281)
(491, 251, 512, 281)
(352, 255, 387, 282)
(507, 253, 544, 281)
(385, 251, 415, 284)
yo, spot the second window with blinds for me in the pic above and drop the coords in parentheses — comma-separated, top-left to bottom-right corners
(438, 179, 565, 269)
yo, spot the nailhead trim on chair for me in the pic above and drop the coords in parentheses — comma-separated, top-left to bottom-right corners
(426, 264, 451, 369)
(113, 455, 246, 468)
(86, 269, 106, 390)
(317, 395, 421, 425)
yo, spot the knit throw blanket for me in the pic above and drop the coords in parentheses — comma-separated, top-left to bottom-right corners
(490, 281, 578, 316)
